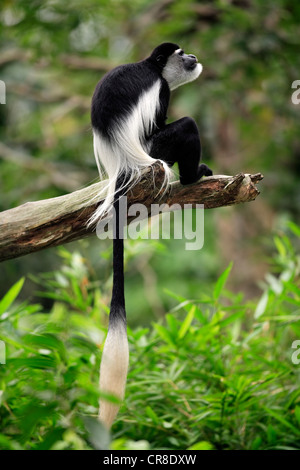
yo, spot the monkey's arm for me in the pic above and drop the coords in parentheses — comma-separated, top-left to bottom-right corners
(0, 163, 263, 262)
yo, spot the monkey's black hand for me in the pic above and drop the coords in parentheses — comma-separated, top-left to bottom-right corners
(180, 164, 213, 185)
(197, 163, 213, 179)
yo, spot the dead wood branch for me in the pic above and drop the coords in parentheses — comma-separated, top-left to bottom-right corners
(0, 162, 263, 262)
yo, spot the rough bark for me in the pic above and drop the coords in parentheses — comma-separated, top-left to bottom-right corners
(0, 162, 263, 262)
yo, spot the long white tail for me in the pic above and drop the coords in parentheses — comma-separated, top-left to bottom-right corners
(95, 80, 173, 428)
(99, 314, 129, 428)
(98, 181, 128, 429)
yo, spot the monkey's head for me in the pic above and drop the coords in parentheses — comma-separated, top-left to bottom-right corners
(148, 42, 203, 91)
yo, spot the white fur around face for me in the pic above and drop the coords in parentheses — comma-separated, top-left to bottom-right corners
(162, 53, 203, 91)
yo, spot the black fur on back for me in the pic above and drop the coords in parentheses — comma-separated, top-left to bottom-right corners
(91, 44, 179, 138)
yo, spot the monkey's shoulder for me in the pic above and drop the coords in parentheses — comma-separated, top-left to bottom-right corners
(94, 61, 168, 103)
(91, 60, 170, 133)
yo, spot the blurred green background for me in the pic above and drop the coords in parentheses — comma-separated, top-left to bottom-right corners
(0, 0, 299, 322)
(1, 0, 300, 451)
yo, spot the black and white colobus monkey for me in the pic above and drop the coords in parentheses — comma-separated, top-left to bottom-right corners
(90, 43, 212, 428)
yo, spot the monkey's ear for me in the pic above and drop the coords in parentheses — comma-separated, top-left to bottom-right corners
(156, 55, 165, 64)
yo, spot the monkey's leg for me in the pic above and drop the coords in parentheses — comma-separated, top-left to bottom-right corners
(150, 117, 212, 185)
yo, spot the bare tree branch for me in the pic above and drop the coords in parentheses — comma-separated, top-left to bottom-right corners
(0, 162, 263, 262)
(0, 142, 92, 191)
(60, 54, 118, 72)
(0, 48, 32, 67)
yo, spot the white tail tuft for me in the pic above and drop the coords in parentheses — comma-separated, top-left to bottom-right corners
(99, 318, 129, 429)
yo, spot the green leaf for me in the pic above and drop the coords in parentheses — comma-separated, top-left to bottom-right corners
(294, 406, 300, 426)
(98, 390, 122, 405)
(146, 406, 159, 424)
(153, 323, 175, 347)
(166, 313, 179, 337)
(267, 425, 277, 445)
(83, 416, 111, 450)
(8, 356, 57, 369)
(0, 433, 22, 450)
(217, 309, 245, 327)
(188, 441, 214, 450)
(23, 333, 67, 362)
(251, 436, 262, 450)
(178, 305, 195, 339)
(274, 235, 287, 257)
(285, 282, 300, 298)
(34, 428, 65, 450)
(254, 290, 269, 319)
(0, 278, 25, 315)
(287, 221, 300, 238)
(213, 262, 233, 300)
(266, 273, 283, 295)
(265, 407, 300, 435)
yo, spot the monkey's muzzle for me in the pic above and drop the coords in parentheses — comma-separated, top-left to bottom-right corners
(184, 54, 198, 70)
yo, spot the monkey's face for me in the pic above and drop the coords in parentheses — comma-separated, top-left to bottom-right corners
(162, 48, 203, 91)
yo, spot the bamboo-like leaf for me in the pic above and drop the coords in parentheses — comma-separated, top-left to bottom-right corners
(254, 290, 269, 319)
(188, 441, 214, 450)
(178, 305, 195, 339)
(287, 221, 300, 238)
(0, 278, 25, 315)
(213, 262, 233, 300)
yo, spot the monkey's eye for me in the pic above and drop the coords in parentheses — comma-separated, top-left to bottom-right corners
(178, 50, 184, 56)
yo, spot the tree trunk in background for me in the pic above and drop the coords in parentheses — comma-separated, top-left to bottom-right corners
(213, 116, 274, 297)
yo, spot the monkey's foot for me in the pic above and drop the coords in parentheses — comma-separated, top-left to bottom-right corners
(179, 164, 213, 185)
(197, 163, 213, 179)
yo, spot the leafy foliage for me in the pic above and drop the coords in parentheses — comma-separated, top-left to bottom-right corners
(1, 0, 300, 451)
(1, 0, 300, 302)
(0, 225, 299, 450)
